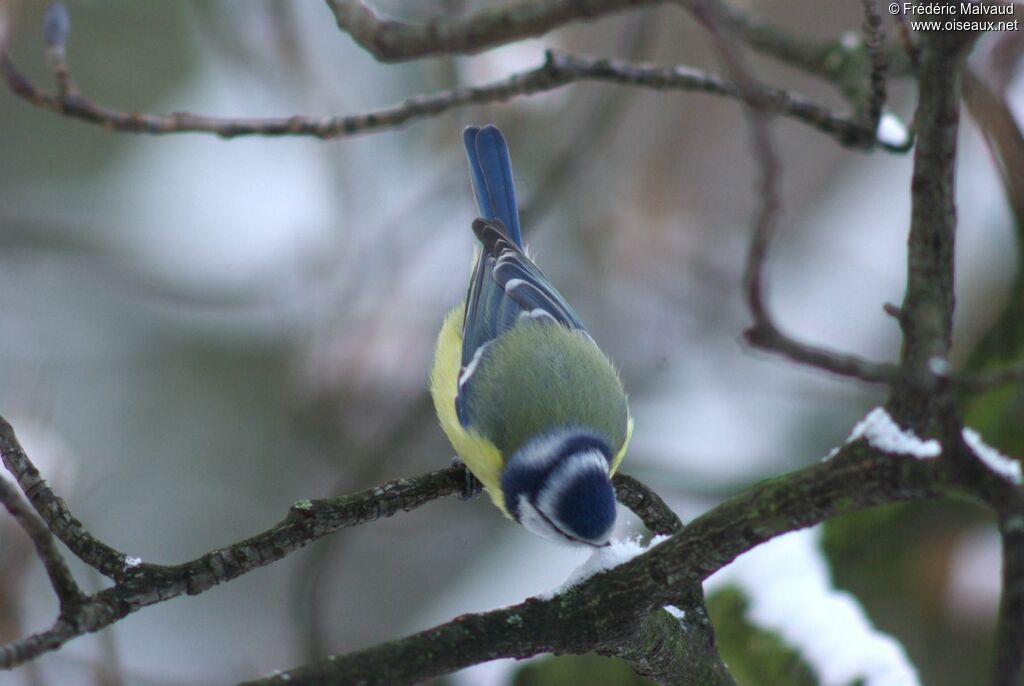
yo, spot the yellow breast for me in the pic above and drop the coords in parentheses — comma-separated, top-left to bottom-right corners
(429, 303, 511, 516)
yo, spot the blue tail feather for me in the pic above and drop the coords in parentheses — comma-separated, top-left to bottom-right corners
(463, 125, 523, 248)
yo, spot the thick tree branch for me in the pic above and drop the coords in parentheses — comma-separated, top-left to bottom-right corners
(324, 0, 660, 62)
(598, 601, 737, 686)
(611, 477, 733, 684)
(325, 0, 907, 101)
(324, 0, 919, 134)
(992, 507, 1024, 686)
(878, 17, 1023, 685)
(887, 28, 975, 429)
(242, 440, 949, 686)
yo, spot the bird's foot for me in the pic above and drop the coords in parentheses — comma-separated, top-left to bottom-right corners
(450, 456, 482, 500)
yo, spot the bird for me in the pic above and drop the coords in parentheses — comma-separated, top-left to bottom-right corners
(430, 125, 634, 546)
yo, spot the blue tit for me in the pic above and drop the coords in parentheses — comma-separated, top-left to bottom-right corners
(430, 125, 634, 546)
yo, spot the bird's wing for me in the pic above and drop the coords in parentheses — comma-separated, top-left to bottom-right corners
(457, 218, 587, 425)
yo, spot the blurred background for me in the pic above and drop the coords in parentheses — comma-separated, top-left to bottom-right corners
(0, 1, 1021, 685)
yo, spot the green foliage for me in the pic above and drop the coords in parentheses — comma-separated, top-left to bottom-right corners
(962, 75, 1024, 458)
(821, 503, 912, 570)
(822, 502, 995, 686)
(963, 384, 1024, 457)
(706, 587, 819, 686)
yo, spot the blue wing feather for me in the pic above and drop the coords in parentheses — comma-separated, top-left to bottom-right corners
(458, 218, 587, 425)
(458, 126, 587, 426)
(471, 219, 583, 330)
(463, 125, 523, 248)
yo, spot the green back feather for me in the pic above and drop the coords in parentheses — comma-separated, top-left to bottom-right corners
(466, 320, 629, 456)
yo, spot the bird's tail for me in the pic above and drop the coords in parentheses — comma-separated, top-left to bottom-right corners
(463, 125, 523, 249)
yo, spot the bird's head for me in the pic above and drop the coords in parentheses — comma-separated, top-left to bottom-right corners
(500, 428, 617, 546)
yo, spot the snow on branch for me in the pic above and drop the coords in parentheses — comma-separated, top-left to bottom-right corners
(963, 428, 1023, 485)
(847, 407, 941, 459)
(540, 535, 671, 599)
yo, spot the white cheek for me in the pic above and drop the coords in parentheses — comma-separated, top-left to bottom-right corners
(516, 497, 567, 544)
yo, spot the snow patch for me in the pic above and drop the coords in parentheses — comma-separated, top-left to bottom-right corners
(848, 407, 941, 458)
(539, 535, 670, 600)
(963, 428, 1023, 484)
(665, 605, 686, 620)
(707, 528, 921, 686)
(877, 112, 910, 148)
(821, 446, 841, 462)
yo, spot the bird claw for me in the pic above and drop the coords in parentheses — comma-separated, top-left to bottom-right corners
(450, 456, 482, 500)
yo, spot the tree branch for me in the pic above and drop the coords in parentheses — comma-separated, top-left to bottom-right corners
(0, 412, 695, 670)
(684, 0, 904, 385)
(0, 476, 82, 613)
(955, 364, 1024, 393)
(324, 0, 662, 62)
(598, 600, 737, 686)
(613, 473, 682, 535)
(2, 43, 899, 151)
(887, 27, 977, 429)
(240, 440, 949, 686)
(0, 415, 132, 581)
(992, 507, 1024, 686)
(857, 0, 887, 133)
(325, 0, 910, 105)
(0, 49, 567, 140)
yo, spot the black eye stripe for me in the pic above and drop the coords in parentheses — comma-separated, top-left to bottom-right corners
(529, 498, 594, 546)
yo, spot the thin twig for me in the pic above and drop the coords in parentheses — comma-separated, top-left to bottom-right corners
(1, 47, 896, 151)
(0, 412, 698, 669)
(613, 473, 682, 535)
(0, 416, 131, 581)
(0, 49, 562, 139)
(42, 2, 74, 98)
(550, 52, 885, 150)
(0, 476, 83, 613)
(858, 0, 887, 137)
(0, 619, 79, 669)
(687, 1, 903, 385)
(743, 320, 905, 384)
(0, 412, 467, 585)
(955, 364, 1024, 393)
(892, 9, 921, 72)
